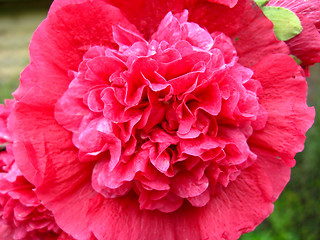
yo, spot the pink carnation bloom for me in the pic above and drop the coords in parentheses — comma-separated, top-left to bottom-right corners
(267, 0, 320, 70)
(0, 101, 73, 240)
(10, 0, 314, 239)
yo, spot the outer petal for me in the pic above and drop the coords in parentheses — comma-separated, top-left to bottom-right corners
(10, 102, 95, 239)
(48, 0, 288, 68)
(31, 163, 274, 240)
(249, 54, 315, 167)
(102, 0, 246, 39)
(250, 147, 291, 201)
(206, 0, 238, 8)
(88, 166, 274, 240)
(14, 0, 138, 107)
(104, 0, 189, 39)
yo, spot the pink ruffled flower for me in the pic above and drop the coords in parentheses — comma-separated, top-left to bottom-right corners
(267, 0, 320, 69)
(10, 0, 314, 239)
(53, 9, 270, 213)
(0, 101, 73, 240)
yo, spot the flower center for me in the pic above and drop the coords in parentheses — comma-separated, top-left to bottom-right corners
(55, 10, 267, 212)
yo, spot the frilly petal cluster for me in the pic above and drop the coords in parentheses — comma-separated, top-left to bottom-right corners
(55, 10, 266, 212)
(9, 0, 315, 239)
(0, 101, 72, 240)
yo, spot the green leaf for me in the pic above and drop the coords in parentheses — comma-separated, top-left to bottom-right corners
(261, 6, 302, 41)
(253, 0, 269, 7)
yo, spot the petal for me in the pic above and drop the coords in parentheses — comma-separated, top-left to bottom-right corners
(112, 25, 147, 50)
(249, 54, 315, 166)
(206, 0, 238, 8)
(38, 164, 273, 239)
(251, 146, 291, 201)
(55, 91, 90, 132)
(195, 166, 274, 239)
(187, 188, 210, 207)
(187, 0, 247, 36)
(183, 22, 214, 51)
(92, 149, 149, 190)
(171, 172, 209, 198)
(104, 0, 188, 39)
(86, 56, 127, 83)
(10, 102, 94, 196)
(10, 103, 95, 239)
(14, 1, 138, 107)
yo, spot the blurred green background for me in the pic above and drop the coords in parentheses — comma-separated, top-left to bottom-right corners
(0, 1, 319, 239)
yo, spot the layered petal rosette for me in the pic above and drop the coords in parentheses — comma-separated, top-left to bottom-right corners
(0, 101, 74, 240)
(266, 0, 320, 69)
(10, 0, 314, 239)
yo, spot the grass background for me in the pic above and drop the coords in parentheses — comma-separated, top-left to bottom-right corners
(0, 1, 319, 239)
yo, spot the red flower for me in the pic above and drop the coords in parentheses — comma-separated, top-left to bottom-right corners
(10, 0, 314, 239)
(0, 101, 75, 240)
(267, 0, 320, 69)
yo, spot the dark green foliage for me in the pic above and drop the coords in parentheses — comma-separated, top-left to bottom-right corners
(0, 0, 52, 12)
